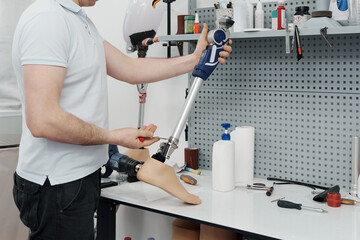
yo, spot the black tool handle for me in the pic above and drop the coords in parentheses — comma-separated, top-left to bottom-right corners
(277, 200, 302, 210)
(266, 186, 274, 196)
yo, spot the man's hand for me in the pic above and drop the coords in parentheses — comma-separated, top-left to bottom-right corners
(108, 124, 159, 149)
(193, 23, 233, 65)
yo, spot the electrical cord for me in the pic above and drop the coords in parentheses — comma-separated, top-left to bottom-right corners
(267, 177, 328, 190)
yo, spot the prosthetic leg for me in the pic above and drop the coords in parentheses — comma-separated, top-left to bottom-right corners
(152, 18, 234, 163)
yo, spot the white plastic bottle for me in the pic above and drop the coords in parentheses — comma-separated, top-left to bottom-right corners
(358, 174, 360, 198)
(231, 126, 255, 186)
(212, 123, 235, 192)
(255, 0, 264, 29)
(247, 0, 254, 29)
(329, 0, 350, 25)
(233, 0, 249, 32)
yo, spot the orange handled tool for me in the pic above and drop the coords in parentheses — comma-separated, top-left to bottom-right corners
(341, 198, 360, 206)
(180, 174, 197, 185)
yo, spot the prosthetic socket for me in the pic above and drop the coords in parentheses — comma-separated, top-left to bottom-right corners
(102, 144, 143, 178)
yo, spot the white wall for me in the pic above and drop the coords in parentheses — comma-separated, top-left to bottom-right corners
(86, 1, 190, 239)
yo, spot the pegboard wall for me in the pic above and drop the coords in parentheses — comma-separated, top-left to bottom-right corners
(187, 1, 360, 190)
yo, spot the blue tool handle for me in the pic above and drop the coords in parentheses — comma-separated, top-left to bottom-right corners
(192, 44, 223, 80)
(192, 28, 229, 80)
(277, 200, 302, 210)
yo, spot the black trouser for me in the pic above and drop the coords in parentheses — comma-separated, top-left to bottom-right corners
(13, 170, 100, 240)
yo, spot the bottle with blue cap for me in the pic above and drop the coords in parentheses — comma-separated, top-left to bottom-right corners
(212, 123, 235, 191)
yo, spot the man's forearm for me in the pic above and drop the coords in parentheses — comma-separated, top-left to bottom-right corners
(104, 41, 201, 85)
(28, 107, 110, 145)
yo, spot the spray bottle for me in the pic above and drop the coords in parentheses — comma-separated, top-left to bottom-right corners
(193, 13, 201, 34)
(212, 123, 235, 191)
(276, 0, 286, 30)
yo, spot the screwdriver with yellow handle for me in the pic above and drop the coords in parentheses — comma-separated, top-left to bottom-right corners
(341, 198, 360, 206)
(180, 174, 197, 185)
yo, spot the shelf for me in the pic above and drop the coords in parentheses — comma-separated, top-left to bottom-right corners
(158, 26, 360, 42)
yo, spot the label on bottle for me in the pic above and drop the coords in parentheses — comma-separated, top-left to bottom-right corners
(293, 14, 310, 28)
(280, 9, 286, 28)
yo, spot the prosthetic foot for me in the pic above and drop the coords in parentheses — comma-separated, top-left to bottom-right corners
(123, 148, 150, 163)
(137, 157, 201, 205)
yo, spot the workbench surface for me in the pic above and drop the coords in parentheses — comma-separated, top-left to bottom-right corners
(101, 170, 360, 240)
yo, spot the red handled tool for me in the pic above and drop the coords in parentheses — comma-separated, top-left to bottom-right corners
(139, 136, 168, 142)
(266, 186, 274, 196)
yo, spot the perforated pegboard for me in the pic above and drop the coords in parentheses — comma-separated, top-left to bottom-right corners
(188, 4, 360, 190)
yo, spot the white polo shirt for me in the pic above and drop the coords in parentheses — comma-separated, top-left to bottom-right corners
(12, 0, 109, 185)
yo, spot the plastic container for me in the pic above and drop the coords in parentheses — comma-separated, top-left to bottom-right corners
(276, 0, 286, 30)
(327, 192, 342, 207)
(184, 15, 195, 34)
(233, 0, 248, 32)
(329, 0, 349, 25)
(293, 6, 311, 28)
(358, 174, 360, 197)
(231, 126, 255, 186)
(247, 0, 254, 29)
(212, 123, 235, 191)
(193, 13, 201, 34)
(255, 0, 264, 28)
(348, 0, 360, 26)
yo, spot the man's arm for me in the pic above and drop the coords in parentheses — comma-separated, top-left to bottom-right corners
(105, 24, 232, 84)
(23, 64, 158, 148)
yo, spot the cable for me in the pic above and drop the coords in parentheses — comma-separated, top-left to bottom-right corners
(267, 177, 327, 190)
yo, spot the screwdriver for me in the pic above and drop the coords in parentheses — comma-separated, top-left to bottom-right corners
(139, 136, 168, 142)
(266, 186, 274, 196)
(277, 200, 328, 213)
(341, 198, 360, 206)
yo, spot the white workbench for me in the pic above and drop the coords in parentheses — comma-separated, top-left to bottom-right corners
(99, 170, 360, 240)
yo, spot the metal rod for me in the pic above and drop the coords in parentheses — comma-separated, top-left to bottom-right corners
(167, 2, 171, 58)
(138, 103, 145, 129)
(301, 205, 327, 213)
(351, 136, 359, 197)
(171, 77, 203, 141)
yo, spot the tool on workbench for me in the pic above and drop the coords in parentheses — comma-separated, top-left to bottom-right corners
(277, 200, 327, 213)
(266, 186, 274, 196)
(267, 177, 327, 190)
(151, 17, 234, 163)
(341, 198, 360, 206)
(326, 192, 342, 207)
(271, 197, 285, 203)
(265, 182, 291, 196)
(100, 181, 118, 189)
(180, 174, 197, 185)
(246, 184, 268, 190)
(313, 185, 340, 202)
